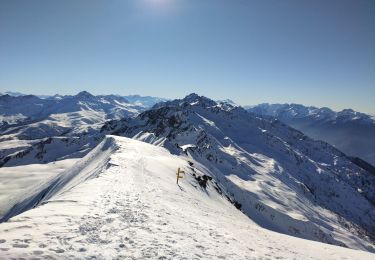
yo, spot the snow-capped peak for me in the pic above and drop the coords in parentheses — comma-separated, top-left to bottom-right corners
(217, 98, 238, 107)
(153, 93, 219, 110)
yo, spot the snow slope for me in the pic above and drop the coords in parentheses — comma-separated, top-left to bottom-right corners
(0, 135, 102, 168)
(102, 94, 375, 252)
(246, 103, 375, 165)
(0, 136, 374, 259)
(0, 135, 117, 223)
(0, 158, 78, 218)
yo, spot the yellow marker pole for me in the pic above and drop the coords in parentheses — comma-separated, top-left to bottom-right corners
(176, 167, 185, 184)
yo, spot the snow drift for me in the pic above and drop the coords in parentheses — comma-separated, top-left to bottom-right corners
(0, 136, 118, 222)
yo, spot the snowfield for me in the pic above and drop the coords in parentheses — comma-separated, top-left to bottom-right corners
(0, 136, 374, 259)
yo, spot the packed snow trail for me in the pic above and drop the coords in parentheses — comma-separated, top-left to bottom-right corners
(0, 136, 373, 259)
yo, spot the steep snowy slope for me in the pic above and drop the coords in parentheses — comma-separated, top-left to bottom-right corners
(246, 103, 375, 165)
(0, 158, 78, 217)
(0, 134, 102, 167)
(0, 135, 117, 222)
(102, 94, 375, 252)
(0, 136, 373, 259)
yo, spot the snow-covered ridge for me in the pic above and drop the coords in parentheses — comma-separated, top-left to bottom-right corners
(0, 135, 374, 259)
(0, 135, 118, 222)
(247, 103, 375, 165)
(102, 94, 375, 252)
(0, 135, 102, 168)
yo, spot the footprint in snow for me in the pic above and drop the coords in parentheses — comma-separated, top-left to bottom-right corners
(49, 248, 65, 253)
(12, 243, 29, 248)
(33, 250, 44, 255)
(15, 238, 31, 244)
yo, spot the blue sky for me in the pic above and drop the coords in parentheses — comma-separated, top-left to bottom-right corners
(0, 0, 374, 113)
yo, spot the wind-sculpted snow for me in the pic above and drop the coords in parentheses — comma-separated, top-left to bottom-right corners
(0, 158, 79, 218)
(0, 136, 374, 259)
(0, 136, 118, 223)
(0, 135, 103, 167)
(102, 94, 375, 252)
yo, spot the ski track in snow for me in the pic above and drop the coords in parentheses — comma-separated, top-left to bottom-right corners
(0, 137, 373, 259)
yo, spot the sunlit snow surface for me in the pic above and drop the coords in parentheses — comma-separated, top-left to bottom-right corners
(0, 159, 78, 217)
(0, 136, 373, 259)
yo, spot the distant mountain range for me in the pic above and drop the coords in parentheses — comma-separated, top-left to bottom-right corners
(0, 91, 169, 108)
(1, 92, 374, 167)
(0, 91, 166, 139)
(0, 91, 168, 166)
(246, 103, 375, 166)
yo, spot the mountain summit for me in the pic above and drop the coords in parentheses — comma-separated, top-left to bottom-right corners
(75, 91, 95, 99)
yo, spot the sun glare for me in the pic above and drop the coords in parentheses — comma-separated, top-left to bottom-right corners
(140, 0, 175, 13)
